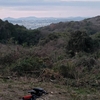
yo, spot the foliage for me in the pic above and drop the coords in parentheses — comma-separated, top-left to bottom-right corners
(11, 56, 46, 76)
(66, 31, 96, 57)
(0, 16, 100, 89)
(0, 20, 42, 46)
(58, 63, 76, 79)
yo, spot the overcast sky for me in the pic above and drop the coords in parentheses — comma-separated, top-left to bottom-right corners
(0, 0, 100, 19)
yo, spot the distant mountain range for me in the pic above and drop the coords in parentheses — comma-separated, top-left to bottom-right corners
(3, 16, 86, 29)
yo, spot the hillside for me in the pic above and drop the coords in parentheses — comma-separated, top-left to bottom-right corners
(39, 16, 100, 35)
(84, 15, 100, 26)
(0, 19, 42, 45)
(0, 16, 100, 100)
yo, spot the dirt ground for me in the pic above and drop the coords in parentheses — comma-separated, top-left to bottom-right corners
(0, 78, 67, 100)
(0, 77, 100, 100)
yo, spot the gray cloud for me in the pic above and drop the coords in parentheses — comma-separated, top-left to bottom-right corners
(0, 0, 100, 18)
(0, 0, 100, 15)
(0, 0, 60, 6)
(0, 0, 100, 7)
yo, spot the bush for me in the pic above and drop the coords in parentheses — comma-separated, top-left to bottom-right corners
(66, 31, 94, 57)
(11, 56, 46, 76)
(75, 56, 97, 71)
(56, 62, 76, 79)
(0, 52, 20, 65)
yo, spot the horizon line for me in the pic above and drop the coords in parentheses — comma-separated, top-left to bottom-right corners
(1, 15, 95, 19)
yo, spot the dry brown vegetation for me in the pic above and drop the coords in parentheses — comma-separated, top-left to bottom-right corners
(0, 43, 100, 100)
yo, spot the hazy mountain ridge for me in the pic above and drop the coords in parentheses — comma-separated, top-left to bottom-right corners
(3, 16, 85, 29)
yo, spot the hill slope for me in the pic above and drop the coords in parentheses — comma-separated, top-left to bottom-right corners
(39, 16, 100, 35)
(0, 19, 42, 45)
(0, 16, 100, 100)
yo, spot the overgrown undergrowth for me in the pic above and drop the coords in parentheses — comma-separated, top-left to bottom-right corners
(0, 44, 100, 89)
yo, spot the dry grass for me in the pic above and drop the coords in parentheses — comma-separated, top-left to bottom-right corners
(0, 77, 100, 100)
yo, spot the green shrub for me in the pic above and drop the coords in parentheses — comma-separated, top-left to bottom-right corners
(0, 52, 19, 65)
(11, 56, 46, 76)
(56, 62, 76, 79)
(75, 56, 96, 71)
(66, 31, 95, 57)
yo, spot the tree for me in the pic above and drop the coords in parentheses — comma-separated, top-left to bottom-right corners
(67, 31, 94, 56)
